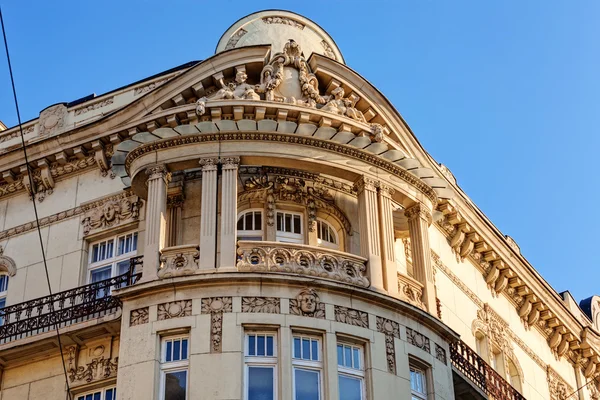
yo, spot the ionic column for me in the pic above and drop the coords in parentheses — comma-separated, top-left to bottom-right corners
(404, 203, 437, 314)
(166, 188, 184, 247)
(378, 183, 399, 297)
(142, 164, 170, 281)
(219, 157, 239, 268)
(355, 177, 385, 292)
(199, 158, 218, 270)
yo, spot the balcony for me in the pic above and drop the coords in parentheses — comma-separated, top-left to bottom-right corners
(0, 256, 142, 344)
(450, 339, 525, 400)
(236, 240, 370, 288)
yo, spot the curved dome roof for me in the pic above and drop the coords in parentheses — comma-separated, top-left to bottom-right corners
(215, 10, 344, 64)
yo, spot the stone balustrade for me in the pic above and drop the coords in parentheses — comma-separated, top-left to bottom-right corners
(158, 244, 200, 279)
(236, 240, 369, 288)
(397, 273, 426, 310)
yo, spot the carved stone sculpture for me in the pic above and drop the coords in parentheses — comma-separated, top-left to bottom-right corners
(201, 297, 232, 353)
(158, 245, 200, 279)
(241, 297, 281, 313)
(38, 104, 67, 136)
(334, 306, 368, 328)
(81, 195, 142, 236)
(157, 300, 192, 320)
(406, 327, 431, 352)
(195, 70, 260, 116)
(130, 307, 149, 326)
(322, 87, 367, 122)
(289, 288, 325, 319)
(376, 317, 400, 374)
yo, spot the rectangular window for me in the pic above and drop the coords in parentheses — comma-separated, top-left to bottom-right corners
(245, 332, 277, 400)
(337, 342, 365, 400)
(410, 366, 427, 400)
(276, 212, 303, 244)
(88, 232, 138, 283)
(161, 336, 189, 400)
(238, 210, 264, 241)
(76, 387, 116, 400)
(0, 274, 8, 325)
(292, 335, 322, 400)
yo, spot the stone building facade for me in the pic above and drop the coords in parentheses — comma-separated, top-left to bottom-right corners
(0, 9, 597, 400)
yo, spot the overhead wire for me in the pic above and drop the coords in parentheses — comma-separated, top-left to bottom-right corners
(0, 8, 73, 400)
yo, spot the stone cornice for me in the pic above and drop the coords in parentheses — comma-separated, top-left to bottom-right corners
(436, 199, 600, 374)
(124, 132, 438, 205)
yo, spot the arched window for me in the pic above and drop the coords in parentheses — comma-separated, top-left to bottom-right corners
(507, 358, 522, 392)
(0, 273, 8, 325)
(237, 210, 263, 241)
(316, 219, 338, 250)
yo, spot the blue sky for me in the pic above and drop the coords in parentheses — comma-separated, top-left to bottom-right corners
(1, 1, 599, 301)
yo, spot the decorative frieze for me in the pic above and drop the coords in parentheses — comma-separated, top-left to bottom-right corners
(158, 244, 200, 279)
(406, 327, 431, 353)
(397, 273, 426, 310)
(289, 288, 325, 319)
(262, 16, 305, 29)
(66, 343, 118, 386)
(334, 306, 368, 328)
(134, 78, 168, 95)
(435, 343, 447, 364)
(376, 317, 400, 374)
(74, 97, 114, 116)
(547, 365, 573, 400)
(224, 28, 247, 50)
(130, 307, 149, 326)
(321, 40, 337, 60)
(81, 194, 142, 236)
(201, 297, 232, 353)
(241, 297, 280, 313)
(236, 241, 369, 287)
(157, 300, 192, 320)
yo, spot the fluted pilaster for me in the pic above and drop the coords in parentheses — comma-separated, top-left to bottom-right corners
(355, 177, 385, 292)
(142, 164, 170, 281)
(405, 203, 436, 314)
(219, 157, 239, 268)
(378, 183, 398, 296)
(166, 190, 184, 247)
(199, 158, 219, 269)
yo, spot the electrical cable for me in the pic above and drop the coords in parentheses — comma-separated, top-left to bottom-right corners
(0, 8, 73, 400)
(565, 374, 597, 399)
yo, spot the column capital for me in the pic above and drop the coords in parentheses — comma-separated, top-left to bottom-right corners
(379, 182, 395, 198)
(221, 157, 240, 170)
(167, 193, 185, 209)
(354, 176, 379, 194)
(404, 203, 432, 224)
(199, 158, 219, 171)
(145, 164, 171, 182)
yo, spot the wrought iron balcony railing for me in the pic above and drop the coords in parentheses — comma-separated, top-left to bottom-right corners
(450, 339, 525, 400)
(0, 256, 142, 344)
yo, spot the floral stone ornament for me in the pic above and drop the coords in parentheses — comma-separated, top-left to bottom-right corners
(201, 297, 233, 353)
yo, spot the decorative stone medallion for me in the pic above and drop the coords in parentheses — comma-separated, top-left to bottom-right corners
(130, 307, 149, 326)
(38, 104, 67, 136)
(241, 297, 280, 313)
(289, 288, 325, 319)
(435, 343, 447, 364)
(406, 327, 431, 353)
(376, 316, 400, 375)
(334, 306, 368, 328)
(81, 194, 142, 236)
(157, 300, 192, 320)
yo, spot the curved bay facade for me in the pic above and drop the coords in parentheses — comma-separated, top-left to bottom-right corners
(0, 9, 597, 400)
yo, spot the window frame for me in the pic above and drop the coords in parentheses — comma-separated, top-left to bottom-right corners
(237, 209, 264, 241)
(87, 231, 138, 283)
(75, 386, 117, 400)
(276, 211, 304, 244)
(337, 341, 365, 400)
(159, 335, 190, 400)
(409, 363, 429, 400)
(291, 334, 323, 400)
(244, 331, 278, 400)
(0, 273, 9, 325)
(316, 218, 339, 250)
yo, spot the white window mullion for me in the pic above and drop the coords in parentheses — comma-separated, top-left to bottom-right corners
(245, 332, 277, 400)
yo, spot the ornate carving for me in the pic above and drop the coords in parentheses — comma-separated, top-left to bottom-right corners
(432, 251, 484, 308)
(74, 97, 114, 116)
(237, 241, 369, 287)
(404, 203, 432, 224)
(39, 104, 67, 136)
(547, 365, 572, 400)
(334, 306, 368, 328)
(289, 288, 325, 319)
(376, 317, 400, 374)
(69, 357, 118, 385)
(435, 343, 447, 364)
(81, 194, 142, 236)
(241, 297, 280, 313)
(376, 316, 401, 338)
(146, 164, 170, 181)
(322, 87, 367, 123)
(406, 327, 431, 353)
(321, 40, 337, 60)
(353, 176, 378, 193)
(0, 125, 34, 143)
(130, 307, 149, 326)
(196, 70, 259, 116)
(134, 78, 168, 95)
(397, 273, 426, 310)
(158, 245, 200, 279)
(199, 157, 219, 171)
(201, 297, 232, 353)
(224, 28, 247, 50)
(262, 16, 305, 29)
(0, 246, 16, 277)
(157, 300, 192, 320)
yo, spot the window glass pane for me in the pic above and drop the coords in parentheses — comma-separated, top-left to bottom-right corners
(248, 335, 256, 356)
(182, 339, 188, 360)
(93, 392, 101, 400)
(118, 236, 125, 256)
(344, 346, 352, 367)
(410, 369, 425, 394)
(106, 241, 114, 259)
(277, 213, 283, 231)
(257, 335, 265, 356)
(353, 348, 360, 370)
(77, 396, 84, 400)
(294, 337, 301, 358)
(302, 338, 310, 359)
(85, 394, 92, 400)
(164, 370, 187, 400)
(293, 215, 301, 234)
(245, 213, 253, 230)
(0, 275, 8, 292)
(337, 344, 344, 366)
(295, 368, 320, 400)
(117, 260, 130, 276)
(91, 266, 112, 283)
(339, 375, 362, 400)
(311, 340, 319, 361)
(255, 213, 262, 229)
(173, 339, 181, 361)
(105, 388, 115, 400)
(248, 366, 274, 400)
(266, 335, 274, 356)
(132, 232, 138, 251)
(166, 341, 172, 362)
(237, 217, 244, 230)
(285, 214, 292, 232)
